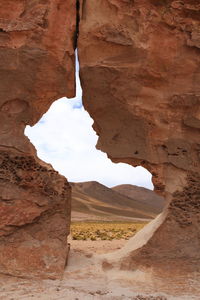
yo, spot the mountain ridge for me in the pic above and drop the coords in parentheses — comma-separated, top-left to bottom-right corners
(70, 181, 165, 222)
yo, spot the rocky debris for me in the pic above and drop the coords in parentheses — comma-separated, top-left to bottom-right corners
(133, 296, 167, 300)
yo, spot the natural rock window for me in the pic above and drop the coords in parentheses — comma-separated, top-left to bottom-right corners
(0, 0, 200, 297)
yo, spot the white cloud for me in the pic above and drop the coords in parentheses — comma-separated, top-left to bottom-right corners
(25, 97, 153, 189)
(25, 67, 153, 189)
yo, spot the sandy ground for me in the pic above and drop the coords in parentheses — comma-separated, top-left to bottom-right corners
(0, 238, 199, 300)
(68, 236, 127, 254)
(71, 212, 151, 223)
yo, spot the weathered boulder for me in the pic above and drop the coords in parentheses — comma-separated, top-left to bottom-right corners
(0, 0, 76, 278)
(0, 150, 71, 279)
(78, 0, 200, 277)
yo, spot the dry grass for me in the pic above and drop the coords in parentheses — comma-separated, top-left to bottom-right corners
(71, 221, 147, 241)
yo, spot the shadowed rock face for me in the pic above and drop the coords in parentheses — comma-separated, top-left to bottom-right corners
(0, 0, 200, 284)
(0, 0, 76, 278)
(78, 0, 200, 277)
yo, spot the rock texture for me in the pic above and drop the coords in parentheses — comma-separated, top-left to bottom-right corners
(0, 150, 71, 279)
(0, 0, 76, 278)
(78, 0, 200, 278)
(1, 0, 200, 286)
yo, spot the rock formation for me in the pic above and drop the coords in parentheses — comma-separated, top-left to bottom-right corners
(78, 0, 200, 278)
(0, 0, 76, 278)
(0, 0, 200, 285)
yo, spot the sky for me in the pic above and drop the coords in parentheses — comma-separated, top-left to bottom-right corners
(25, 61, 153, 189)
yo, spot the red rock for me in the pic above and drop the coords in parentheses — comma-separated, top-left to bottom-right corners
(0, 0, 200, 284)
(78, 0, 200, 277)
(0, 0, 76, 279)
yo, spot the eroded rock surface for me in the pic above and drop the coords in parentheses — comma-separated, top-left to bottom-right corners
(0, 0, 76, 278)
(0, 0, 200, 288)
(0, 150, 71, 279)
(78, 0, 200, 278)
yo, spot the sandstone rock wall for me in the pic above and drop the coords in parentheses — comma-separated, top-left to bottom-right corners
(0, 150, 71, 279)
(0, 0, 200, 281)
(0, 0, 76, 278)
(78, 0, 200, 275)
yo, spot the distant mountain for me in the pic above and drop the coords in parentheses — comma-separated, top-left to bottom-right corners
(112, 184, 165, 215)
(70, 181, 165, 222)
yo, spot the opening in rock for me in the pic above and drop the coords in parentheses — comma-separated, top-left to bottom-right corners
(25, 63, 165, 257)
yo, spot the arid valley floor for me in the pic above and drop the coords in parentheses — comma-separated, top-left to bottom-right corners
(0, 236, 199, 300)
